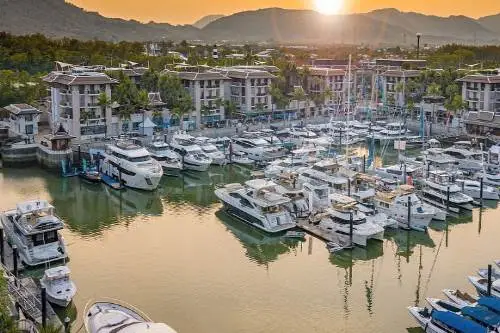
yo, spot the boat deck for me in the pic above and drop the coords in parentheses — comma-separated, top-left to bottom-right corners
(296, 219, 342, 243)
(101, 174, 124, 190)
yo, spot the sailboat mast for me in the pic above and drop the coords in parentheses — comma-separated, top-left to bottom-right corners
(346, 54, 352, 158)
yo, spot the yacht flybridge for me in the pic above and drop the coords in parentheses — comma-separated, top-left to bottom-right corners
(169, 132, 212, 171)
(100, 140, 163, 191)
(214, 179, 296, 233)
(422, 170, 474, 213)
(147, 141, 182, 177)
(0, 200, 67, 266)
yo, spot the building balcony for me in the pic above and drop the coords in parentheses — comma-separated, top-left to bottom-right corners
(60, 103, 72, 108)
(86, 90, 101, 96)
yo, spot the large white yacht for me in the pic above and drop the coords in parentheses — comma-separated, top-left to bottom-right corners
(231, 136, 285, 161)
(373, 185, 435, 231)
(147, 141, 183, 177)
(85, 300, 178, 333)
(311, 194, 384, 247)
(194, 137, 226, 165)
(214, 179, 296, 233)
(441, 146, 484, 171)
(170, 132, 212, 171)
(421, 170, 474, 213)
(0, 200, 67, 266)
(100, 141, 163, 191)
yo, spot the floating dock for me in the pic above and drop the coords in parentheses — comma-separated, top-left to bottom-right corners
(296, 219, 341, 243)
(101, 173, 124, 190)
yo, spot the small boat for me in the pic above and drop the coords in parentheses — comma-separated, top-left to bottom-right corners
(40, 266, 76, 307)
(79, 169, 101, 184)
(426, 297, 464, 313)
(478, 267, 500, 280)
(408, 307, 489, 333)
(442, 289, 478, 307)
(468, 276, 500, 297)
(101, 173, 124, 190)
(284, 231, 306, 239)
(84, 300, 178, 333)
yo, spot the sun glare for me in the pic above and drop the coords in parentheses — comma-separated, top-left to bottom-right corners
(314, 0, 343, 15)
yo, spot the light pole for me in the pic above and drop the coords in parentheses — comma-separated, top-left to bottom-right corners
(416, 33, 422, 59)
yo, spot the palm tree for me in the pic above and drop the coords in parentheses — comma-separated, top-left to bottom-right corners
(426, 83, 442, 123)
(97, 92, 111, 114)
(200, 104, 212, 126)
(171, 95, 193, 130)
(292, 86, 307, 118)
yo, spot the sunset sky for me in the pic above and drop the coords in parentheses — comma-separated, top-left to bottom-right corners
(67, 0, 500, 24)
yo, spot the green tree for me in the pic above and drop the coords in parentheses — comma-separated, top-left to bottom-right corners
(171, 94, 193, 130)
(222, 99, 237, 120)
(137, 89, 150, 111)
(140, 68, 159, 92)
(37, 323, 62, 333)
(97, 92, 111, 115)
(292, 86, 307, 118)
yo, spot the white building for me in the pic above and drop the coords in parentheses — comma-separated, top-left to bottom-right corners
(380, 70, 420, 107)
(307, 67, 347, 107)
(43, 67, 118, 140)
(215, 67, 275, 114)
(165, 70, 229, 128)
(458, 74, 500, 113)
(3, 104, 41, 138)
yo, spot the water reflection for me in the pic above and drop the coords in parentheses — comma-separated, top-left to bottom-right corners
(215, 210, 302, 266)
(385, 229, 435, 260)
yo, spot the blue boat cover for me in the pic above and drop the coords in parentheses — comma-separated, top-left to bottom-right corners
(432, 311, 487, 333)
(478, 297, 500, 314)
(462, 306, 500, 327)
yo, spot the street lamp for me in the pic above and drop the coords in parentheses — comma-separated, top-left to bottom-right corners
(416, 33, 422, 59)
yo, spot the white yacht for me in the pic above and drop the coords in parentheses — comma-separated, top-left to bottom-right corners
(408, 307, 488, 333)
(422, 170, 474, 213)
(231, 137, 285, 161)
(374, 185, 435, 232)
(40, 266, 76, 307)
(214, 179, 296, 233)
(84, 300, 178, 333)
(374, 123, 409, 141)
(468, 276, 500, 297)
(228, 151, 254, 166)
(170, 132, 212, 171)
(441, 146, 484, 171)
(311, 194, 384, 247)
(147, 141, 183, 177)
(456, 179, 499, 200)
(374, 163, 423, 183)
(264, 146, 325, 179)
(0, 200, 67, 266)
(100, 141, 163, 191)
(194, 137, 226, 165)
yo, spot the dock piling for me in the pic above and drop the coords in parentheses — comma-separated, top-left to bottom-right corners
(347, 179, 351, 197)
(403, 164, 407, 185)
(362, 155, 366, 173)
(407, 196, 411, 229)
(64, 317, 71, 332)
(446, 186, 450, 213)
(487, 264, 492, 296)
(349, 211, 353, 247)
(12, 245, 18, 281)
(41, 287, 47, 328)
(0, 227, 4, 265)
(480, 177, 484, 207)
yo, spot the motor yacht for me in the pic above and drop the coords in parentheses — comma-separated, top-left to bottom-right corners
(99, 141, 163, 191)
(374, 185, 435, 231)
(456, 179, 499, 200)
(374, 123, 409, 141)
(468, 276, 500, 297)
(214, 179, 296, 233)
(40, 266, 76, 307)
(408, 308, 489, 333)
(170, 132, 212, 172)
(194, 137, 227, 165)
(421, 170, 474, 213)
(231, 136, 285, 161)
(84, 300, 178, 333)
(441, 147, 485, 172)
(0, 200, 67, 266)
(147, 141, 183, 177)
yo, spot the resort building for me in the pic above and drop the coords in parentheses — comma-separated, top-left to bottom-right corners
(2, 104, 41, 139)
(164, 70, 230, 128)
(43, 67, 118, 140)
(380, 70, 420, 107)
(458, 74, 500, 112)
(307, 67, 347, 107)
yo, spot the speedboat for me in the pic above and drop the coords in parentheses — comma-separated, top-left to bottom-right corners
(214, 179, 296, 233)
(147, 141, 183, 177)
(0, 200, 67, 266)
(456, 179, 500, 200)
(408, 307, 489, 333)
(170, 132, 212, 172)
(79, 169, 101, 184)
(231, 136, 285, 161)
(374, 185, 435, 232)
(194, 137, 226, 165)
(468, 276, 500, 297)
(99, 141, 163, 191)
(40, 266, 76, 307)
(442, 289, 478, 307)
(84, 300, 178, 333)
(426, 297, 464, 313)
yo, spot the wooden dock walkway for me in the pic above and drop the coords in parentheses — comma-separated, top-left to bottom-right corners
(296, 219, 341, 243)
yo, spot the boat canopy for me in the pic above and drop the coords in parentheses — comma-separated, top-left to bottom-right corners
(478, 297, 500, 314)
(16, 200, 53, 215)
(461, 306, 500, 327)
(44, 266, 70, 281)
(431, 311, 487, 333)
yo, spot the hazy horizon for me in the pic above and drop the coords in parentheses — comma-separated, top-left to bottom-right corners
(67, 0, 500, 25)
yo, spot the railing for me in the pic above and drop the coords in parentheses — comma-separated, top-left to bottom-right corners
(3, 268, 42, 323)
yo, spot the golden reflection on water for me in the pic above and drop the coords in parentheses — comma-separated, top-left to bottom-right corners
(0, 164, 499, 333)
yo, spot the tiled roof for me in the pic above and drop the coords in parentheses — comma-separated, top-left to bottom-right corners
(43, 72, 118, 86)
(381, 70, 421, 78)
(308, 67, 346, 76)
(457, 75, 500, 84)
(3, 104, 40, 115)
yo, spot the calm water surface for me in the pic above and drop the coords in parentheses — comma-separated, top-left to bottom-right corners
(0, 144, 499, 333)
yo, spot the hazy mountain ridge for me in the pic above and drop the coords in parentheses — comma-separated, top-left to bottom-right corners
(193, 15, 225, 29)
(0, 1, 499, 44)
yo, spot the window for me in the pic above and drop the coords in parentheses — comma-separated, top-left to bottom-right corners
(25, 125, 34, 134)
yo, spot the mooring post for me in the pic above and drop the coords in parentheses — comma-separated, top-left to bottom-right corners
(407, 196, 412, 230)
(427, 163, 430, 178)
(349, 211, 354, 247)
(487, 264, 492, 296)
(0, 227, 4, 265)
(12, 245, 18, 281)
(480, 177, 484, 207)
(347, 179, 351, 197)
(64, 316, 71, 333)
(403, 164, 407, 185)
(41, 287, 47, 328)
(446, 186, 450, 213)
(362, 155, 366, 173)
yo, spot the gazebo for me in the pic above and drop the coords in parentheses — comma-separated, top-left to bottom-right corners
(139, 117, 157, 137)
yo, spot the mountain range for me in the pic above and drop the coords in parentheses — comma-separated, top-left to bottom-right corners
(2, 0, 500, 45)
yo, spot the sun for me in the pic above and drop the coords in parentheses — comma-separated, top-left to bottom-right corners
(314, 0, 343, 15)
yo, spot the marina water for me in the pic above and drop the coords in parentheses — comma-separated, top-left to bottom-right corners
(0, 143, 499, 332)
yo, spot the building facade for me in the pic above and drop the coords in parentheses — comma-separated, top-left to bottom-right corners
(3, 104, 41, 138)
(380, 70, 420, 107)
(458, 74, 500, 113)
(43, 68, 118, 140)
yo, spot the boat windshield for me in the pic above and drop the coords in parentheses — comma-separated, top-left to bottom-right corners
(127, 155, 151, 163)
(31, 230, 58, 246)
